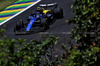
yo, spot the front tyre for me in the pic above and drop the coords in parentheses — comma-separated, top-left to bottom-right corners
(15, 20, 24, 31)
(31, 11, 35, 16)
(41, 18, 49, 30)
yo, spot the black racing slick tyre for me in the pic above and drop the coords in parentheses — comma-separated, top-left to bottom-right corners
(15, 20, 24, 31)
(31, 11, 35, 16)
(54, 8, 63, 18)
(41, 18, 49, 30)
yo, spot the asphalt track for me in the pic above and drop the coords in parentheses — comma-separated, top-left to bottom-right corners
(0, 0, 75, 42)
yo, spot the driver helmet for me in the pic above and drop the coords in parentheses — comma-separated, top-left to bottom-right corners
(37, 7, 43, 12)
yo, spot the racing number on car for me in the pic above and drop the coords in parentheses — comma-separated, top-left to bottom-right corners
(30, 22, 32, 24)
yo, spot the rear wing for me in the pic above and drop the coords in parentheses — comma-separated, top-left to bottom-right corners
(39, 2, 57, 8)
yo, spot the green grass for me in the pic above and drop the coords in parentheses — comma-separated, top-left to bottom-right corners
(0, 0, 18, 12)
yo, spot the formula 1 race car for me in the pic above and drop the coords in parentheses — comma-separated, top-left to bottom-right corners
(14, 2, 63, 34)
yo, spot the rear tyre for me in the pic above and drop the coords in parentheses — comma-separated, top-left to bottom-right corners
(54, 8, 63, 18)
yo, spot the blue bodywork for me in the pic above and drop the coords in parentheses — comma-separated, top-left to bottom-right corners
(26, 17, 38, 31)
(26, 12, 53, 31)
(26, 12, 43, 31)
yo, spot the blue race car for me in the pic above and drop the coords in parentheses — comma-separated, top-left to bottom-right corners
(14, 2, 63, 34)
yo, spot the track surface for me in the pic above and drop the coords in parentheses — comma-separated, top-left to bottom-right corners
(0, 0, 75, 41)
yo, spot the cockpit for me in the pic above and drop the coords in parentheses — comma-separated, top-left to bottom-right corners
(33, 12, 43, 18)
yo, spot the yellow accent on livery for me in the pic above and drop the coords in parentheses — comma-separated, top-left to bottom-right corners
(43, 10, 51, 14)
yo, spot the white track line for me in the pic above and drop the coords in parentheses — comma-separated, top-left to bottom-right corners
(0, 0, 41, 25)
